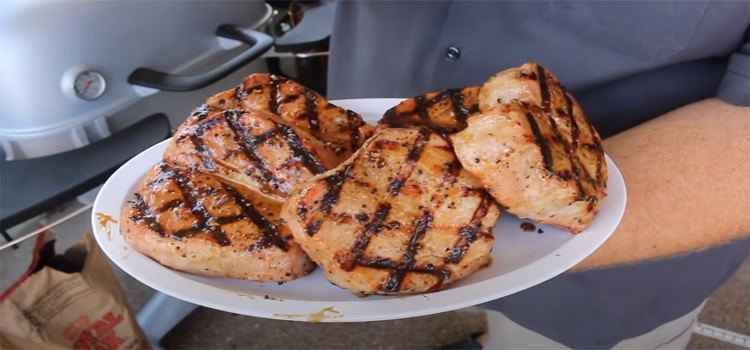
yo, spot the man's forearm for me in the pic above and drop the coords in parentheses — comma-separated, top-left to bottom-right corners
(573, 98, 750, 270)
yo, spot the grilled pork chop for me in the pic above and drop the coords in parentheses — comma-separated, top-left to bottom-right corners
(378, 87, 481, 133)
(450, 63, 608, 233)
(280, 126, 501, 295)
(195, 73, 374, 162)
(121, 162, 315, 282)
(163, 108, 341, 203)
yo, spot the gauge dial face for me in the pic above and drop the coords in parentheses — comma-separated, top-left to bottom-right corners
(73, 70, 106, 100)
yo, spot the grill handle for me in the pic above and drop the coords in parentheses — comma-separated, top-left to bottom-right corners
(127, 24, 274, 92)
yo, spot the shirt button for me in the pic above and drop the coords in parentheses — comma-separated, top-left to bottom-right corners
(445, 46, 461, 60)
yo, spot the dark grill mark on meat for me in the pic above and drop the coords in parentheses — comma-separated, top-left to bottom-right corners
(188, 118, 220, 171)
(563, 92, 597, 197)
(563, 93, 580, 149)
(582, 143, 602, 152)
(448, 89, 471, 126)
(224, 185, 289, 251)
(537, 65, 551, 109)
(158, 199, 183, 212)
(446, 196, 492, 264)
(407, 128, 432, 161)
(380, 211, 433, 292)
(356, 257, 451, 289)
(191, 104, 214, 121)
(303, 164, 354, 236)
(339, 203, 392, 271)
(519, 71, 538, 80)
(414, 95, 430, 120)
(235, 83, 251, 99)
(251, 130, 277, 145)
(386, 179, 405, 196)
(522, 104, 555, 176)
(268, 77, 282, 115)
(221, 110, 283, 193)
(305, 220, 323, 236)
(163, 169, 231, 246)
(387, 128, 431, 196)
(129, 193, 165, 236)
(347, 110, 363, 151)
(283, 94, 300, 103)
(305, 91, 320, 131)
(546, 111, 586, 197)
(380, 88, 479, 132)
(321, 164, 353, 213)
(375, 139, 401, 148)
(274, 122, 327, 175)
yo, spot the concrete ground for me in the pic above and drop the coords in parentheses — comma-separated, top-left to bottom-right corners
(1, 200, 748, 349)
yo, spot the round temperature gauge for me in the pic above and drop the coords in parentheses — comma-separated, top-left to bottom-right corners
(73, 70, 106, 100)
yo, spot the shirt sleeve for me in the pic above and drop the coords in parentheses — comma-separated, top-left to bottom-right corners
(717, 28, 750, 106)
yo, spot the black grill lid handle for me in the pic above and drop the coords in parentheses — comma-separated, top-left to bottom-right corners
(127, 24, 274, 92)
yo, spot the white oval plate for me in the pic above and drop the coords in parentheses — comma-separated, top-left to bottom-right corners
(91, 98, 626, 323)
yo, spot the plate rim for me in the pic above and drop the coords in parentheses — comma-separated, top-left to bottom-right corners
(91, 98, 627, 322)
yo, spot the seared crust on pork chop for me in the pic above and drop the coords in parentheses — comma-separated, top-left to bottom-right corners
(193, 73, 374, 162)
(280, 127, 500, 295)
(163, 108, 340, 202)
(450, 63, 607, 233)
(121, 162, 315, 282)
(378, 87, 481, 133)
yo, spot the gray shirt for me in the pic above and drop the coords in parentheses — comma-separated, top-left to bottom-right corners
(327, 1, 750, 348)
(328, 1, 749, 137)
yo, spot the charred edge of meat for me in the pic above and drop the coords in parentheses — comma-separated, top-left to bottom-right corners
(273, 121, 327, 175)
(190, 104, 215, 120)
(340, 203, 392, 271)
(573, 91, 606, 184)
(224, 185, 289, 252)
(380, 88, 479, 128)
(129, 193, 166, 236)
(235, 83, 250, 100)
(304, 91, 320, 131)
(220, 110, 284, 192)
(519, 71, 538, 80)
(445, 195, 493, 264)
(162, 168, 232, 246)
(380, 211, 434, 292)
(386, 127, 432, 196)
(301, 164, 354, 236)
(427, 269, 453, 292)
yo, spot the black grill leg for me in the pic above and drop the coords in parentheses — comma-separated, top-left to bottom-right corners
(1, 229, 19, 249)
